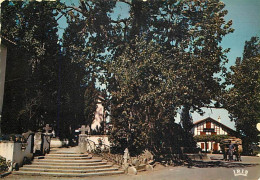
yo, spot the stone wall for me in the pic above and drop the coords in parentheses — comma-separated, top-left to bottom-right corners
(99, 149, 154, 175)
(100, 150, 153, 167)
(0, 132, 52, 170)
(0, 133, 34, 169)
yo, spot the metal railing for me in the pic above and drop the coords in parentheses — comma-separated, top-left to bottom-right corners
(85, 138, 110, 154)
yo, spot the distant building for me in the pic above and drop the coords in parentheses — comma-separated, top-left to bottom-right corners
(91, 96, 106, 132)
(191, 117, 238, 152)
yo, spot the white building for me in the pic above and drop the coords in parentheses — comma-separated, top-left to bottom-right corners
(91, 96, 105, 131)
(192, 117, 238, 152)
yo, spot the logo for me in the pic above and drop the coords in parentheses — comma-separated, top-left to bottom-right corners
(233, 169, 248, 176)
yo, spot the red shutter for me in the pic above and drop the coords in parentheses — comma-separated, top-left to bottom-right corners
(206, 121, 211, 129)
(213, 143, 218, 151)
(201, 143, 204, 149)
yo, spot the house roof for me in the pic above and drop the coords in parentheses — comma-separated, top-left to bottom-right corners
(193, 117, 238, 135)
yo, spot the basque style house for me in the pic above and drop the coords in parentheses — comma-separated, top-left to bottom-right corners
(191, 117, 238, 152)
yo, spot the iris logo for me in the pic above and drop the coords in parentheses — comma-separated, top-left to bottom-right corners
(233, 169, 248, 176)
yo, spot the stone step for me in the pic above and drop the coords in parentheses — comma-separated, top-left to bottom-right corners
(22, 164, 113, 169)
(49, 151, 79, 154)
(13, 171, 125, 177)
(46, 153, 88, 157)
(20, 167, 119, 173)
(42, 156, 92, 160)
(31, 161, 107, 166)
(34, 158, 102, 163)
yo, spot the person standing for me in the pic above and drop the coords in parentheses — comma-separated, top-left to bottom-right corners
(229, 143, 235, 161)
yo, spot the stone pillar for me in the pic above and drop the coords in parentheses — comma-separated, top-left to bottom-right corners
(43, 133, 52, 154)
(43, 124, 53, 154)
(79, 134, 87, 153)
(123, 148, 130, 173)
(78, 125, 90, 153)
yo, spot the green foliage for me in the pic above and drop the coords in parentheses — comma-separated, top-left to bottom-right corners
(194, 135, 230, 143)
(180, 105, 193, 132)
(58, 17, 88, 138)
(106, 0, 233, 155)
(224, 36, 260, 153)
(84, 81, 98, 126)
(108, 39, 177, 155)
(0, 156, 8, 173)
(1, 1, 61, 133)
(1, 0, 235, 157)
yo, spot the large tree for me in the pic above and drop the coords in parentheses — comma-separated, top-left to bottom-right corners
(107, 39, 179, 155)
(105, 0, 234, 155)
(224, 36, 260, 153)
(1, 1, 61, 133)
(1, 1, 236, 156)
(58, 1, 117, 137)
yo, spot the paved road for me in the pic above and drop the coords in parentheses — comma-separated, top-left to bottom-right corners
(4, 154, 260, 180)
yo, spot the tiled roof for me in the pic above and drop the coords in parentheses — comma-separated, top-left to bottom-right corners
(193, 117, 237, 135)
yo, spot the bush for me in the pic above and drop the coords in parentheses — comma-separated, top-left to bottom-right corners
(0, 156, 8, 172)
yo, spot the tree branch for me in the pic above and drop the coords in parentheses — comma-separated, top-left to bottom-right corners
(80, 0, 88, 13)
(64, 5, 83, 14)
(111, 19, 128, 24)
(120, 0, 132, 6)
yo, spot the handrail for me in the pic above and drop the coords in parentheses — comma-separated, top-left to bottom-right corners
(86, 138, 110, 153)
(86, 138, 100, 153)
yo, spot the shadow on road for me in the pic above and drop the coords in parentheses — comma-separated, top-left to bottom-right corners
(191, 160, 259, 168)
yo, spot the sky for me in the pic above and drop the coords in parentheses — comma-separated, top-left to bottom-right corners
(221, 0, 260, 68)
(184, 0, 260, 129)
(57, 0, 260, 130)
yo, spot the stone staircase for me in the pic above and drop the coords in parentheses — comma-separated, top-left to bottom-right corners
(13, 148, 124, 177)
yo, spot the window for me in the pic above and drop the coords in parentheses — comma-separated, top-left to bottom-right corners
(206, 121, 211, 129)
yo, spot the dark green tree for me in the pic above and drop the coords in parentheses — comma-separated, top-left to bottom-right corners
(59, 1, 116, 138)
(180, 105, 193, 132)
(84, 80, 98, 127)
(1, 1, 61, 133)
(106, 0, 233, 155)
(224, 36, 260, 154)
(59, 18, 87, 138)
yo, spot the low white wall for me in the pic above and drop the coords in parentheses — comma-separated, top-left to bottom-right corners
(87, 135, 110, 147)
(50, 138, 69, 148)
(0, 134, 34, 168)
(78, 135, 110, 153)
(0, 141, 14, 163)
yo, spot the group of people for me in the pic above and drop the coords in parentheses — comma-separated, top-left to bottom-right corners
(222, 143, 241, 161)
(220, 137, 242, 162)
